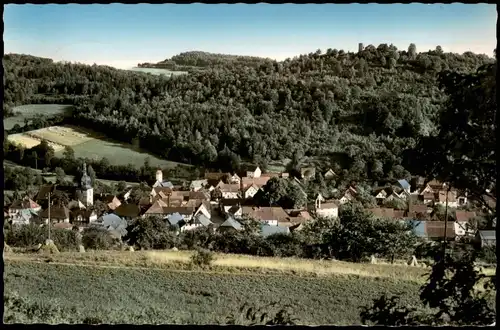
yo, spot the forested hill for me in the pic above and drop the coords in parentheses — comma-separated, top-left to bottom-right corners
(138, 51, 272, 70)
(3, 45, 494, 183)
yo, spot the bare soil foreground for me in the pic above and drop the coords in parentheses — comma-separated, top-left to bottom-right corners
(3, 251, 494, 325)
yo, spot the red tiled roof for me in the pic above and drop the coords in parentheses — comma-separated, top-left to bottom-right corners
(367, 208, 395, 219)
(437, 190, 457, 203)
(425, 221, 456, 238)
(241, 176, 271, 189)
(242, 206, 288, 221)
(455, 211, 476, 222)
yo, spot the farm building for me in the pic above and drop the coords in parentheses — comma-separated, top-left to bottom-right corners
(260, 224, 290, 238)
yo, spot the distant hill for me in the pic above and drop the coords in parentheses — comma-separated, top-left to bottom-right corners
(138, 50, 273, 71)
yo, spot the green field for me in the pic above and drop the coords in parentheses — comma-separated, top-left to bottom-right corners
(4, 104, 73, 130)
(4, 259, 423, 325)
(127, 67, 188, 76)
(54, 137, 185, 169)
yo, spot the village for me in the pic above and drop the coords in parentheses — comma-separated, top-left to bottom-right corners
(4, 162, 496, 249)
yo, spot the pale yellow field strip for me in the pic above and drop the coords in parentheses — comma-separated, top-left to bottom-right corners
(8, 133, 64, 152)
(25, 126, 94, 147)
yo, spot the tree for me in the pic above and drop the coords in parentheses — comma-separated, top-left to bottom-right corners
(87, 165, 96, 185)
(55, 167, 66, 184)
(62, 146, 75, 160)
(360, 249, 496, 326)
(404, 63, 496, 217)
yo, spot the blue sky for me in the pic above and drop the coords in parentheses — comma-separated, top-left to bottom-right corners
(4, 4, 496, 69)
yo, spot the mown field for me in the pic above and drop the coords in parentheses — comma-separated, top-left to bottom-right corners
(4, 254, 425, 325)
(7, 124, 186, 169)
(4, 104, 73, 130)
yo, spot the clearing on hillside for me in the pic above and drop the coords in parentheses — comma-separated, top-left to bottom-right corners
(24, 125, 99, 147)
(4, 104, 73, 130)
(58, 138, 184, 168)
(7, 133, 63, 151)
(128, 67, 188, 76)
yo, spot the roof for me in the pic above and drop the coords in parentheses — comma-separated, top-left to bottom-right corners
(478, 230, 496, 240)
(241, 176, 271, 189)
(437, 190, 457, 203)
(166, 213, 185, 226)
(409, 204, 430, 214)
(40, 206, 70, 220)
(245, 184, 260, 192)
(163, 207, 195, 215)
(261, 172, 280, 178)
(228, 205, 241, 215)
(423, 192, 435, 200)
(145, 200, 168, 214)
(190, 179, 208, 189)
(220, 198, 244, 207)
(397, 179, 411, 190)
(367, 208, 395, 219)
(318, 201, 338, 209)
(153, 187, 173, 195)
(242, 206, 289, 221)
(425, 221, 456, 238)
(260, 224, 290, 237)
(10, 198, 41, 210)
(217, 183, 241, 192)
(114, 203, 141, 218)
(94, 213, 128, 237)
(193, 213, 213, 227)
(156, 181, 174, 188)
(220, 217, 243, 230)
(36, 185, 56, 200)
(67, 199, 86, 210)
(455, 211, 477, 222)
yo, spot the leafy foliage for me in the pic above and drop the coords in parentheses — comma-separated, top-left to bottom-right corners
(190, 248, 215, 268)
(226, 302, 298, 325)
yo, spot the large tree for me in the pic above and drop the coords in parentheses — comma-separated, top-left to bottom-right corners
(404, 62, 496, 217)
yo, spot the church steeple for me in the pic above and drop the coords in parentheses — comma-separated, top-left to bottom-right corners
(81, 162, 92, 190)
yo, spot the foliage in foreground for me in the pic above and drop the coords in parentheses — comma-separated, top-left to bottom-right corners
(226, 302, 298, 325)
(360, 249, 496, 326)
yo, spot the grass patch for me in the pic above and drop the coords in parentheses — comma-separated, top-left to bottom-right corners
(4, 258, 424, 325)
(4, 104, 73, 130)
(56, 137, 183, 169)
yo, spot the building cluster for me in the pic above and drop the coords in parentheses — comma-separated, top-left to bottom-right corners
(4, 165, 496, 248)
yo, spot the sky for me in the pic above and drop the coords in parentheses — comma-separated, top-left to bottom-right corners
(4, 4, 497, 69)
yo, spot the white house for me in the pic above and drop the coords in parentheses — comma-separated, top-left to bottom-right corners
(194, 202, 211, 219)
(182, 213, 213, 232)
(436, 190, 458, 208)
(246, 166, 262, 179)
(229, 173, 241, 184)
(454, 221, 475, 238)
(315, 199, 339, 218)
(339, 187, 357, 205)
(190, 179, 208, 192)
(218, 184, 241, 199)
(243, 184, 260, 199)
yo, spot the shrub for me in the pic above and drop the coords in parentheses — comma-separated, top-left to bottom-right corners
(82, 227, 115, 250)
(190, 248, 214, 267)
(477, 245, 497, 265)
(5, 224, 78, 252)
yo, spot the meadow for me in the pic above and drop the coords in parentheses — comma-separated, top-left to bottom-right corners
(4, 253, 425, 325)
(127, 67, 188, 76)
(7, 124, 184, 169)
(4, 104, 73, 130)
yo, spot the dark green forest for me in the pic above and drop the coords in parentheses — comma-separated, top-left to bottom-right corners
(3, 44, 494, 182)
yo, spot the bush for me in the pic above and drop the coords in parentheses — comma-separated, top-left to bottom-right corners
(125, 216, 180, 250)
(82, 227, 115, 250)
(5, 224, 78, 252)
(477, 245, 497, 264)
(190, 248, 214, 268)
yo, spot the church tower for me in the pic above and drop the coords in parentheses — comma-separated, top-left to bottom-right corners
(80, 162, 93, 206)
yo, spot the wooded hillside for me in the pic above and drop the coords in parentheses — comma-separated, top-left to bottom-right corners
(3, 44, 494, 182)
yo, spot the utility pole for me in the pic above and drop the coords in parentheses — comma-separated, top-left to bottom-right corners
(442, 184, 451, 256)
(48, 190, 51, 241)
